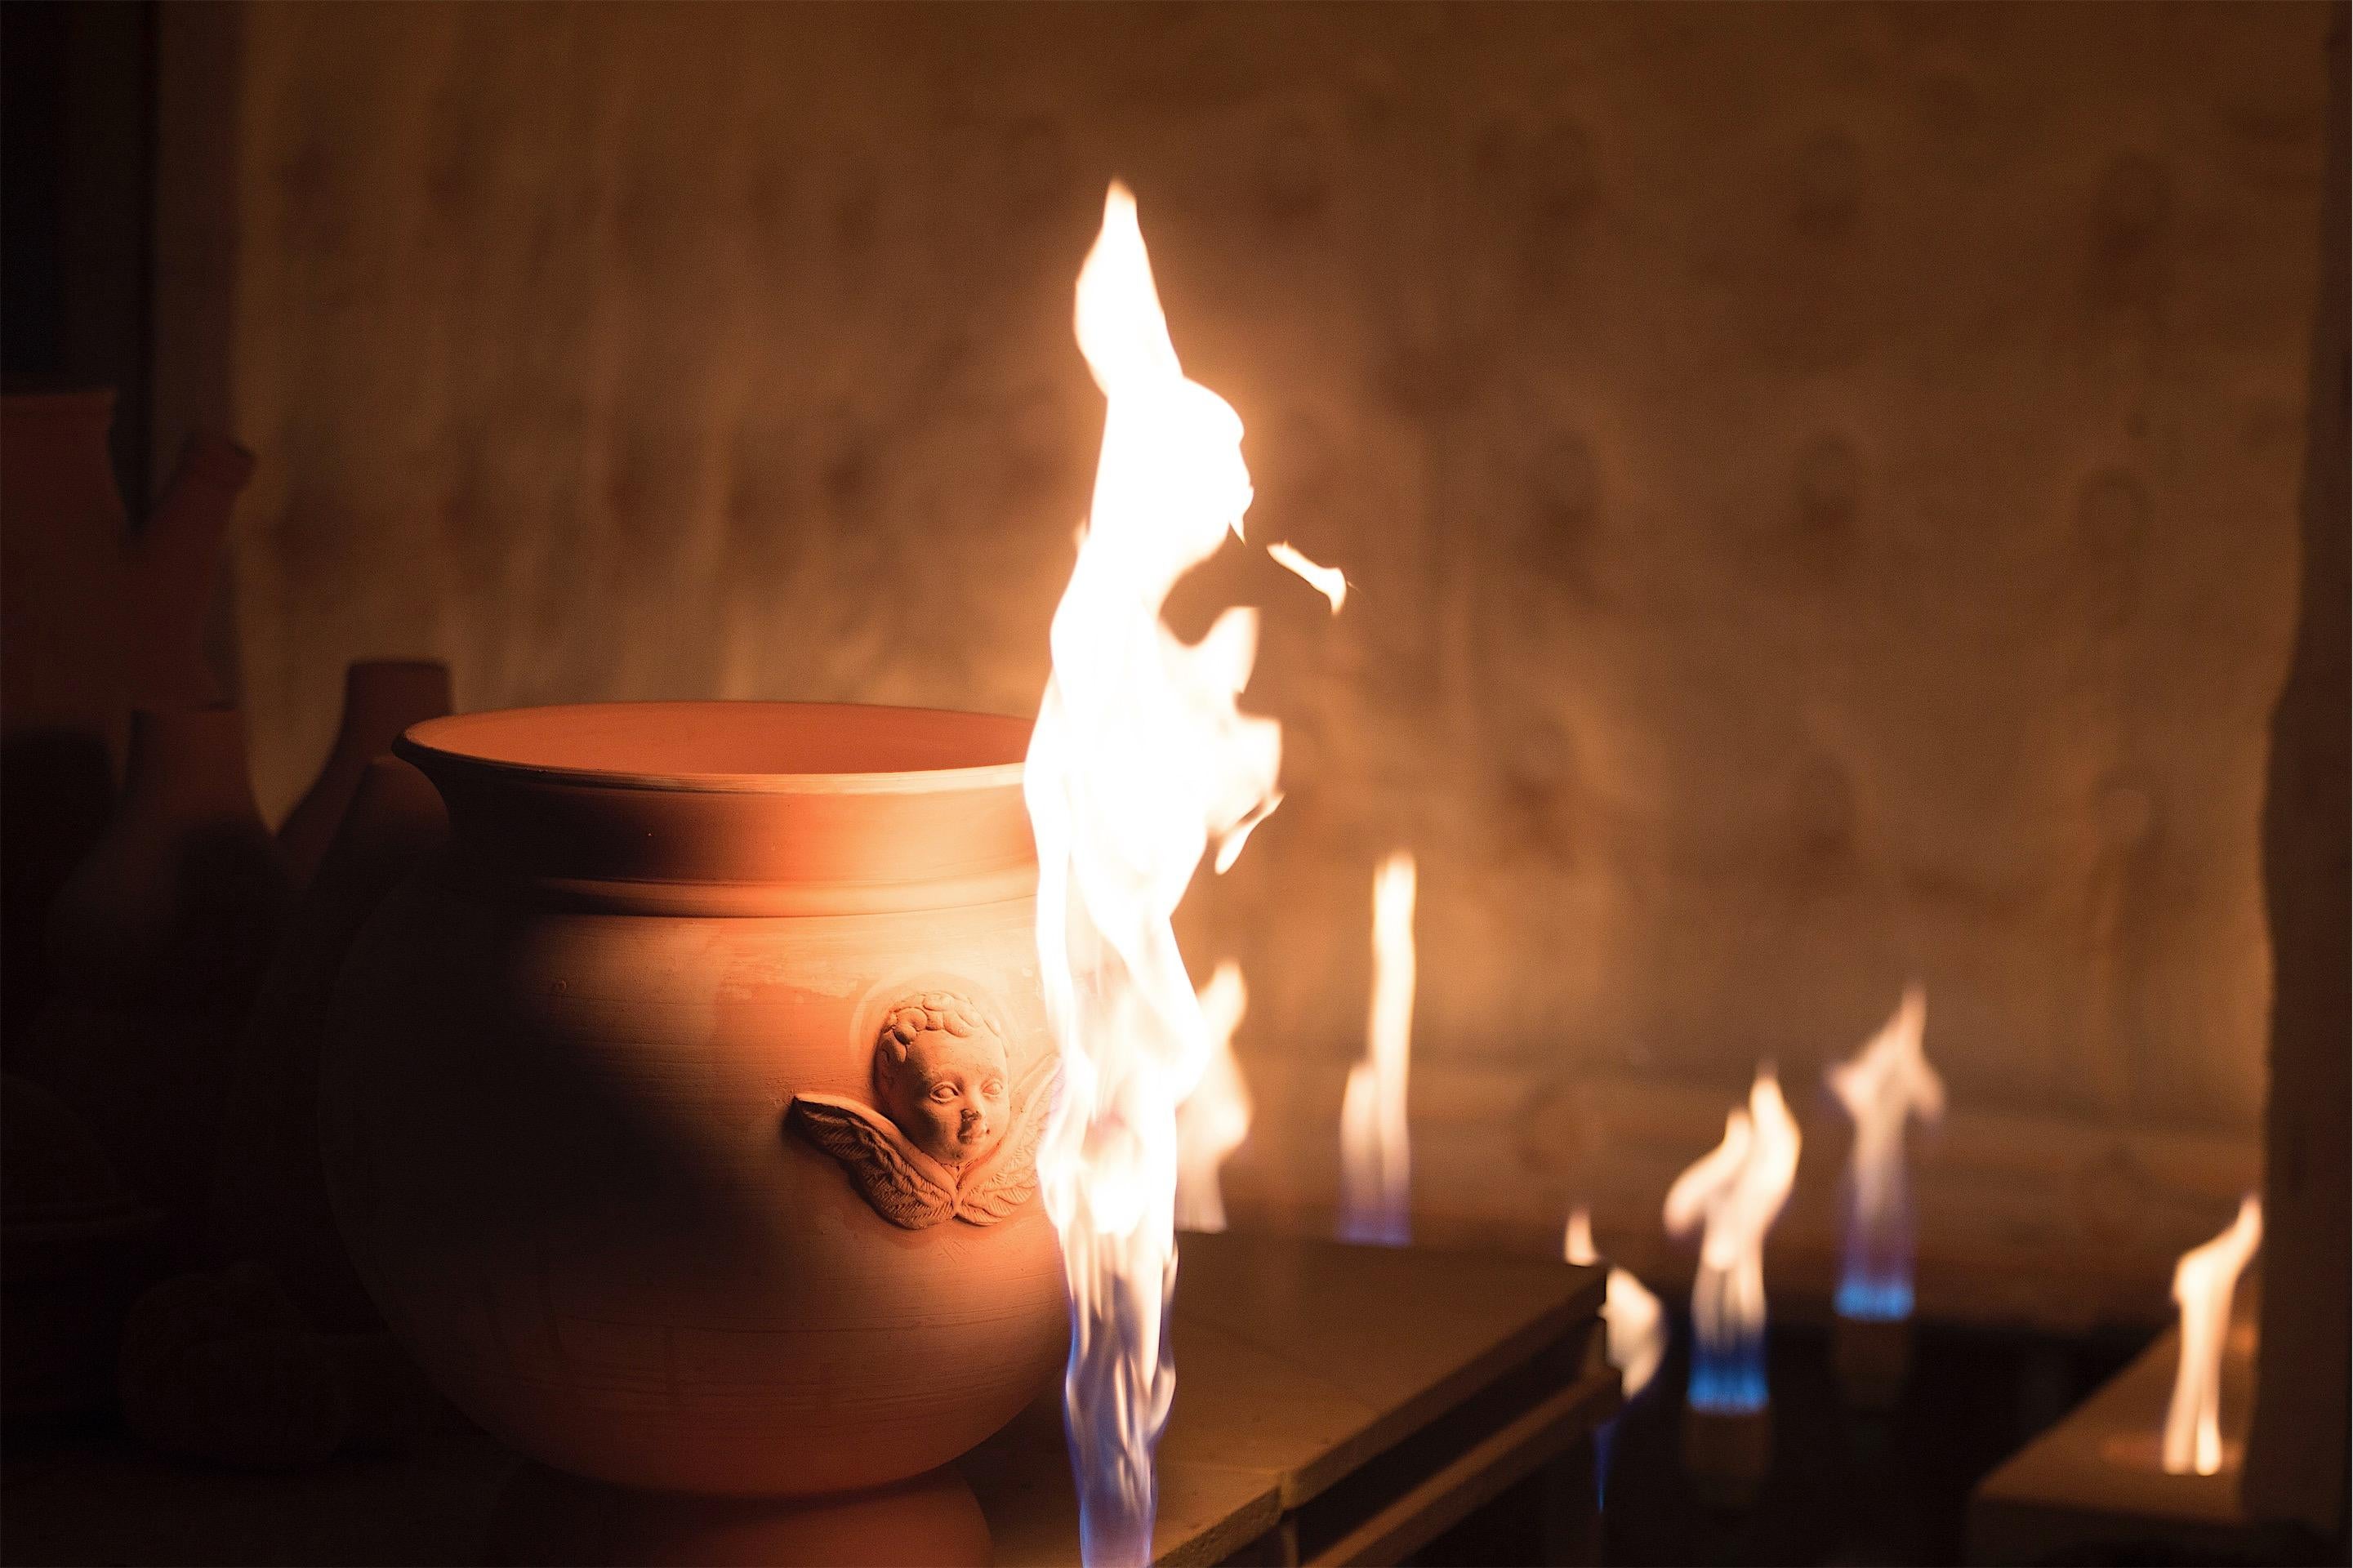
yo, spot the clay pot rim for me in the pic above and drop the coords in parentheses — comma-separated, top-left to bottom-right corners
(398, 701, 1032, 797)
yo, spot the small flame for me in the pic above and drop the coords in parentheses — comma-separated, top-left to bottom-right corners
(1825, 986, 1943, 1321)
(1266, 541, 1348, 612)
(1339, 851, 1416, 1245)
(2162, 1195, 2262, 1477)
(1664, 1067, 1802, 1414)
(1028, 184, 1286, 1566)
(1566, 1205, 1668, 1402)
(1174, 962, 1250, 1233)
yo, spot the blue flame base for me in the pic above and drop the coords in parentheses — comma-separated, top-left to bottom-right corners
(1834, 1275, 1914, 1322)
(1336, 1212, 1410, 1247)
(1066, 1388, 1156, 1568)
(1687, 1333, 1768, 1414)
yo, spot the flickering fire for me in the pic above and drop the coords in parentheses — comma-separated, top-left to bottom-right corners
(1266, 541, 1348, 612)
(1174, 961, 1250, 1234)
(1825, 985, 1943, 1321)
(2162, 1195, 2262, 1477)
(1566, 1205, 1667, 1401)
(1663, 1067, 1802, 1414)
(1339, 850, 1416, 1245)
(1026, 183, 1297, 1567)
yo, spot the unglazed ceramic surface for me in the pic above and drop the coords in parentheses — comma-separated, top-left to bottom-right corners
(787, 991, 1057, 1231)
(320, 702, 1067, 1498)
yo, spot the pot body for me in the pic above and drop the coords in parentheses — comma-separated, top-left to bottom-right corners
(321, 702, 1066, 1498)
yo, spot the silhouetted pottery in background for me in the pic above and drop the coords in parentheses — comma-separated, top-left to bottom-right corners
(486, 1463, 992, 1567)
(2, 391, 126, 1062)
(30, 706, 292, 1242)
(117, 1261, 444, 1470)
(322, 702, 1067, 1498)
(275, 660, 452, 891)
(0, 731, 114, 1070)
(1, 390, 132, 752)
(0, 391, 256, 756)
(1, 1075, 166, 1415)
(123, 431, 256, 711)
(2, 391, 257, 1138)
(212, 757, 449, 1328)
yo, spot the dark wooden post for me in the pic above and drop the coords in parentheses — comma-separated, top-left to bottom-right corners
(2242, 8, 2351, 1547)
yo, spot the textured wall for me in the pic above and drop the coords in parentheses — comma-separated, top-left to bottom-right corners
(190, 2, 2330, 1323)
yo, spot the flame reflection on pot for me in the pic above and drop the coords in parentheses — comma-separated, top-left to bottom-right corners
(1664, 1067, 1801, 1414)
(1825, 985, 1943, 1322)
(1338, 850, 1416, 1246)
(2162, 1194, 2262, 1477)
(1026, 183, 1290, 1567)
(1174, 961, 1250, 1234)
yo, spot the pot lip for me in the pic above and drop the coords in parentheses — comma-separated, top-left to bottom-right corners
(397, 700, 1032, 797)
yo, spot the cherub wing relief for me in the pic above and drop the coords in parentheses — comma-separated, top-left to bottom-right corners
(953, 1054, 1062, 1226)
(788, 1094, 959, 1230)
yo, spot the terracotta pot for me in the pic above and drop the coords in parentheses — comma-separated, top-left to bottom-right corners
(1, 1074, 167, 1416)
(29, 706, 292, 1241)
(1, 729, 114, 1071)
(47, 706, 288, 1003)
(0, 392, 255, 754)
(212, 757, 449, 1327)
(2, 393, 131, 1059)
(116, 1262, 447, 1470)
(276, 660, 453, 891)
(322, 701, 1067, 1499)
(0, 390, 130, 750)
(123, 431, 256, 711)
(1, 397, 254, 1067)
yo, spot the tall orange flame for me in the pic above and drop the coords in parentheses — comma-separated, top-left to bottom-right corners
(2163, 1195, 2262, 1477)
(1174, 961, 1250, 1233)
(1027, 183, 1289, 1567)
(1825, 986, 1943, 1321)
(1339, 851, 1416, 1245)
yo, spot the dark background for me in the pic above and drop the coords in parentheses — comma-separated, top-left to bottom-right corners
(3, 0, 154, 503)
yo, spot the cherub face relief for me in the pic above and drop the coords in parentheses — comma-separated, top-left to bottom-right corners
(882, 1027, 1010, 1169)
(791, 991, 1058, 1230)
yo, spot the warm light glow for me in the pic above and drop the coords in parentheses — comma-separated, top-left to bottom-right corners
(1566, 1205, 1667, 1402)
(1027, 183, 1288, 1567)
(1339, 851, 1415, 1246)
(2163, 1195, 2262, 1477)
(1266, 541, 1348, 612)
(1825, 985, 1943, 1321)
(1174, 961, 1250, 1234)
(1664, 1067, 1801, 1414)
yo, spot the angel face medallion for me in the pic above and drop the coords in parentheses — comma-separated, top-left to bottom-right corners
(787, 991, 1057, 1230)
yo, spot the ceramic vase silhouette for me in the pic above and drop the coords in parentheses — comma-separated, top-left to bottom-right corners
(212, 757, 449, 1328)
(1, 1074, 166, 1415)
(276, 661, 453, 892)
(1, 393, 254, 1065)
(321, 702, 1067, 1499)
(2, 390, 130, 1067)
(1, 390, 130, 750)
(33, 706, 292, 1245)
